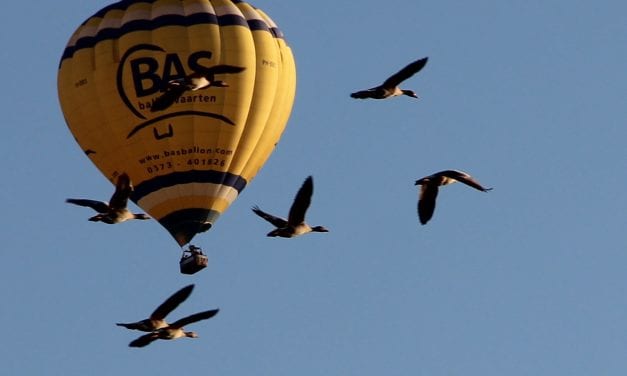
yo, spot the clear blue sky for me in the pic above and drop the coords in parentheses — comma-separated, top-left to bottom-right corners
(2, 1, 626, 375)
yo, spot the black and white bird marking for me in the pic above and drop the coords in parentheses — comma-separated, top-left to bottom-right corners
(116, 284, 194, 332)
(252, 175, 329, 238)
(350, 57, 428, 99)
(66, 173, 150, 224)
(150, 65, 245, 112)
(414, 170, 492, 225)
(128, 309, 220, 348)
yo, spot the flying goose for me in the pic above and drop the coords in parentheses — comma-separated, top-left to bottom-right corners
(128, 309, 220, 348)
(66, 173, 150, 224)
(116, 284, 194, 332)
(350, 57, 428, 100)
(151, 65, 246, 112)
(414, 170, 492, 225)
(252, 175, 329, 238)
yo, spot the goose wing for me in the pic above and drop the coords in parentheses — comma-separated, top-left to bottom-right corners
(129, 333, 158, 348)
(350, 88, 379, 99)
(418, 183, 439, 225)
(170, 309, 220, 328)
(382, 57, 428, 88)
(287, 176, 313, 226)
(150, 284, 194, 320)
(66, 198, 110, 213)
(439, 170, 492, 192)
(109, 173, 132, 210)
(252, 206, 288, 228)
(116, 321, 149, 331)
(198, 64, 246, 77)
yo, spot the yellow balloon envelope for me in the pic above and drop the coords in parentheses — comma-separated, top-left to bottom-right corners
(58, 0, 296, 246)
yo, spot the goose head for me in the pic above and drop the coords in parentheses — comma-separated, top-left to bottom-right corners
(402, 89, 418, 98)
(311, 225, 329, 233)
(211, 80, 229, 87)
(185, 331, 199, 338)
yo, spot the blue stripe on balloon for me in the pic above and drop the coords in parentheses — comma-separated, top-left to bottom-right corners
(131, 170, 247, 203)
(60, 11, 284, 63)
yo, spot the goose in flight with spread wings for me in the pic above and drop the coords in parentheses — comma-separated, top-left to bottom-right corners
(350, 57, 428, 99)
(128, 308, 220, 348)
(151, 65, 245, 112)
(252, 175, 329, 238)
(66, 173, 150, 224)
(414, 170, 492, 225)
(116, 285, 194, 332)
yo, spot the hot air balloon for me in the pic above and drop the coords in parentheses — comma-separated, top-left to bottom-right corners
(57, 0, 296, 257)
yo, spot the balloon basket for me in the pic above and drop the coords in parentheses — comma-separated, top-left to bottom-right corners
(179, 245, 208, 275)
